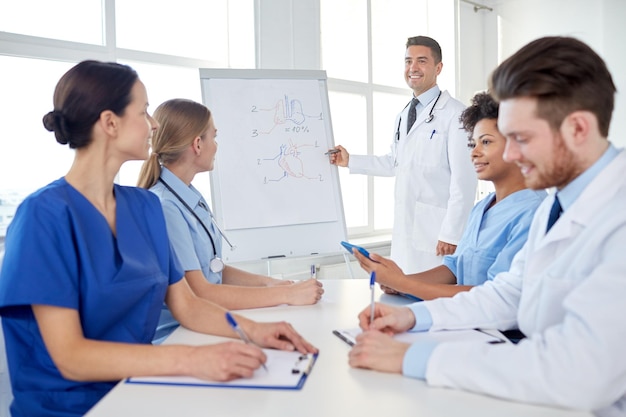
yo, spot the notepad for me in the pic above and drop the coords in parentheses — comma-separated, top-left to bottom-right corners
(333, 328, 505, 347)
(127, 350, 318, 390)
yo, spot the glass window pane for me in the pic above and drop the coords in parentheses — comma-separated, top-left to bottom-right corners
(0, 0, 103, 45)
(0, 57, 75, 239)
(116, 62, 206, 193)
(116, 0, 229, 62)
(328, 91, 368, 228)
(371, 0, 428, 88)
(372, 92, 410, 230)
(320, 0, 368, 82)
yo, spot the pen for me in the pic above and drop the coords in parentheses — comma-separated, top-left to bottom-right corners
(369, 271, 376, 325)
(310, 264, 317, 279)
(324, 149, 340, 155)
(225, 312, 268, 371)
(430, 129, 436, 139)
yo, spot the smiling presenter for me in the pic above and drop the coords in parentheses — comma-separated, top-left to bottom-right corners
(329, 36, 476, 275)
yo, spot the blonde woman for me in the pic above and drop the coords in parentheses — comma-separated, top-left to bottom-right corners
(138, 99, 324, 339)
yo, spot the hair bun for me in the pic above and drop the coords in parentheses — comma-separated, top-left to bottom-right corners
(42, 110, 70, 145)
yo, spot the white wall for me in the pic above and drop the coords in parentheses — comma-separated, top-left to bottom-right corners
(457, 0, 499, 105)
(483, 0, 626, 147)
(255, 0, 320, 69)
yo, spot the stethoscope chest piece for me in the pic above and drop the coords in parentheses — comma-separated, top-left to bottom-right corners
(425, 114, 434, 123)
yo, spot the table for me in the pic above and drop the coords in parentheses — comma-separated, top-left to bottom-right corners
(86, 279, 591, 417)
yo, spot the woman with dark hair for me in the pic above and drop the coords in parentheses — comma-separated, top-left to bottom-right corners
(354, 92, 545, 300)
(0, 60, 316, 417)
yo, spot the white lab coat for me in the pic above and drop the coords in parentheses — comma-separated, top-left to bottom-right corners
(421, 149, 626, 416)
(349, 90, 477, 274)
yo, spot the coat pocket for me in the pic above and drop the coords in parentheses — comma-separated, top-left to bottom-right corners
(412, 201, 446, 253)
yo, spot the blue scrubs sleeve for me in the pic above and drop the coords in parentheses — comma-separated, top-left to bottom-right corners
(484, 210, 534, 281)
(0, 192, 80, 310)
(167, 241, 184, 285)
(441, 253, 459, 278)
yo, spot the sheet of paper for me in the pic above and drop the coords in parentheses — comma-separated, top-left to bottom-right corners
(127, 349, 315, 389)
(333, 328, 505, 347)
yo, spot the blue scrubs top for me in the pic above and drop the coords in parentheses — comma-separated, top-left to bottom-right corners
(149, 168, 223, 343)
(150, 167, 223, 284)
(442, 189, 546, 286)
(0, 178, 184, 417)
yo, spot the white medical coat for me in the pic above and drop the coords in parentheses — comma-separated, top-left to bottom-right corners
(421, 149, 626, 416)
(349, 90, 477, 274)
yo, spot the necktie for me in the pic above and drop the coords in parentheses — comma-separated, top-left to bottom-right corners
(546, 195, 562, 232)
(406, 98, 419, 134)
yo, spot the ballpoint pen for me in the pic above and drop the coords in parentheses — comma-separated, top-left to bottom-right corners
(324, 149, 341, 155)
(369, 271, 376, 325)
(225, 312, 268, 371)
(310, 264, 317, 279)
(430, 129, 436, 139)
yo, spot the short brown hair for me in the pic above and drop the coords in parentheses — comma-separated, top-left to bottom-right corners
(489, 36, 615, 137)
(406, 36, 442, 64)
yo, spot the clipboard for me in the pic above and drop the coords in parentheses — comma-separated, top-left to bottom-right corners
(126, 350, 318, 390)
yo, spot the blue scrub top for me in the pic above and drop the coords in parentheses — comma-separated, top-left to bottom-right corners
(149, 168, 223, 343)
(0, 178, 184, 417)
(150, 167, 223, 284)
(443, 189, 546, 286)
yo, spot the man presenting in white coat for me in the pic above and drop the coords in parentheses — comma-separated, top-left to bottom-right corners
(330, 36, 477, 274)
(348, 36, 626, 416)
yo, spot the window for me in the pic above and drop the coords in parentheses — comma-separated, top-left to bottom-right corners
(0, 56, 75, 240)
(0, 0, 104, 45)
(321, 0, 457, 237)
(0, 1, 254, 242)
(116, 1, 228, 62)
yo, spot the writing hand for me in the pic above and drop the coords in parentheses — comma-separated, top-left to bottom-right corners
(188, 342, 267, 381)
(348, 330, 408, 374)
(329, 145, 349, 167)
(356, 302, 416, 334)
(286, 278, 325, 305)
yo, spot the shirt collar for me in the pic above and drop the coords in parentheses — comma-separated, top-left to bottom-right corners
(557, 143, 619, 211)
(160, 167, 205, 210)
(415, 85, 440, 107)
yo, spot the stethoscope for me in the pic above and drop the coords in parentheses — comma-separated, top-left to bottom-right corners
(394, 91, 442, 142)
(159, 178, 236, 273)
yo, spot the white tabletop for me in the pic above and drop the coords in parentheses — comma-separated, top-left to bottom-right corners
(86, 279, 591, 417)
